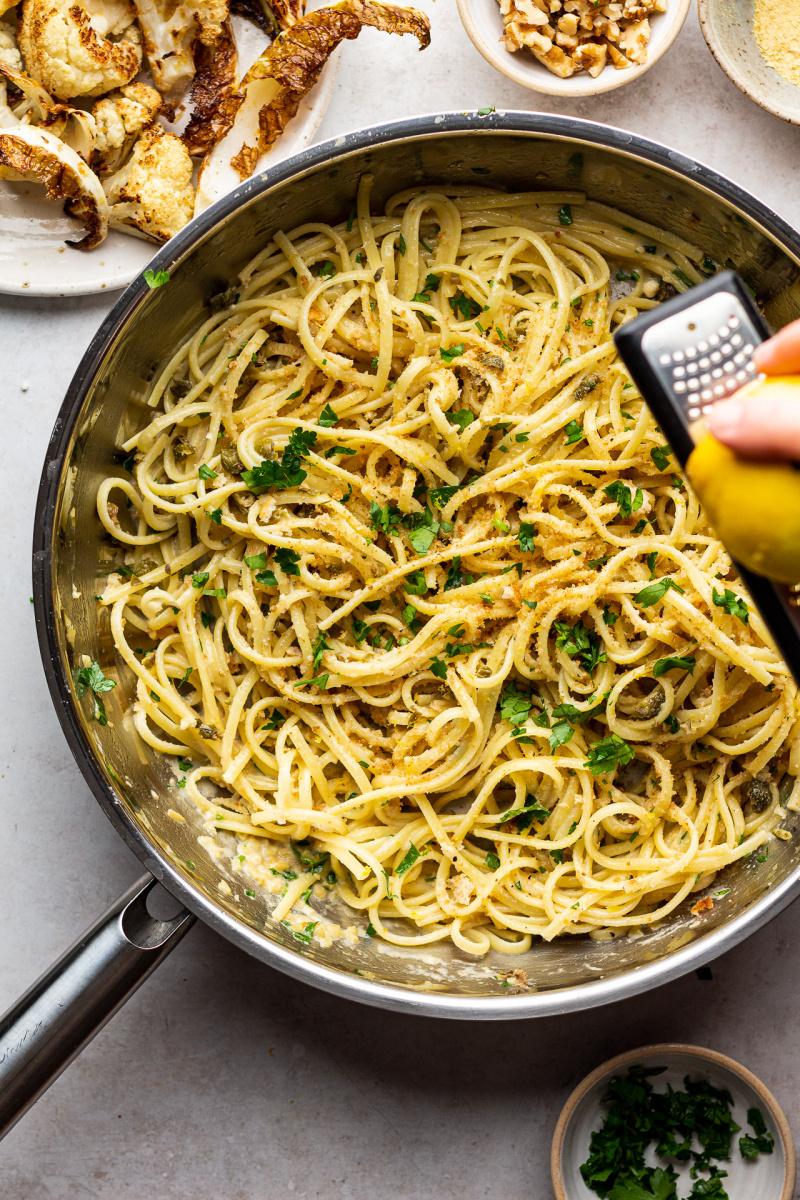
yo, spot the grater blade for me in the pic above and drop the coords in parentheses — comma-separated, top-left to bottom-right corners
(614, 271, 770, 468)
(613, 271, 800, 687)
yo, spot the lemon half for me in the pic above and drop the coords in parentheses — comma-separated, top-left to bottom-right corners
(687, 414, 800, 584)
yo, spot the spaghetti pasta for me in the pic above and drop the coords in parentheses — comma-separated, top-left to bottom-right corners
(96, 176, 800, 955)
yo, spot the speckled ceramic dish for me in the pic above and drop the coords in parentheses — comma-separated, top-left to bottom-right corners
(456, 0, 690, 97)
(551, 1043, 796, 1200)
(699, 0, 800, 126)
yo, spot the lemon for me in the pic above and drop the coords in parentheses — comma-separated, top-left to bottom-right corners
(687, 422, 800, 584)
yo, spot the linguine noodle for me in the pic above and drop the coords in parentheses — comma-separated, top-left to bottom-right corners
(97, 176, 800, 956)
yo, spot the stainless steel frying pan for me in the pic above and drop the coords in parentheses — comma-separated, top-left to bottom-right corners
(6, 111, 800, 1139)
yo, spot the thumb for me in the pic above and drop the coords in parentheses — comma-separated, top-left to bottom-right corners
(707, 388, 800, 459)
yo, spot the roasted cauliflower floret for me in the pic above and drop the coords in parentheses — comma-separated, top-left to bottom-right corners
(91, 80, 159, 175)
(19, 0, 142, 100)
(0, 19, 22, 73)
(132, 0, 228, 97)
(103, 123, 194, 241)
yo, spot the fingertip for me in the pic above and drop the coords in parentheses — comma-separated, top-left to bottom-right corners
(707, 398, 743, 443)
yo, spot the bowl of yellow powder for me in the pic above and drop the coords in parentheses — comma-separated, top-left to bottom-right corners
(699, 0, 800, 125)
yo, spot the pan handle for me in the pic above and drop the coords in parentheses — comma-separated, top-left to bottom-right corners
(0, 874, 194, 1139)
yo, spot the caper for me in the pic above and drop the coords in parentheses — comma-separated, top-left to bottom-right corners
(220, 448, 244, 474)
(632, 684, 666, 720)
(742, 777, 772, 814)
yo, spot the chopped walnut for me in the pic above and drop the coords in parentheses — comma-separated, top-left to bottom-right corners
(497, 0, 664, 78)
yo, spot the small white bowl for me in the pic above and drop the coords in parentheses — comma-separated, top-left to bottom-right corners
(456, 0, 691, 97)
(698, 0, 800, 127)
(551, 1043, 795, 1200)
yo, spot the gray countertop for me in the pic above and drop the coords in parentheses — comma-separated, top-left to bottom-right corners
(2, 4, 800, 1196)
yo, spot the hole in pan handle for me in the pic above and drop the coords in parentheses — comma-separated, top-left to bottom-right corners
(0, 874, 194, 1140)
(613, 271, 800, 688)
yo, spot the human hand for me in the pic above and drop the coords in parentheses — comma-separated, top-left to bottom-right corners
(706, 316, 800, 458)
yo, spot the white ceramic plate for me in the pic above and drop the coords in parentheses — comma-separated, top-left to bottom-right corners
(0, 15, 340, 298)
(456, 0, 690, 98)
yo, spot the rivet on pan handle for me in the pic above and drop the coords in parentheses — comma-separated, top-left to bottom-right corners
(0, 875, 194, 1139)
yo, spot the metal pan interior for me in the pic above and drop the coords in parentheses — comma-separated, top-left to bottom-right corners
(33, 113, 800, 1018)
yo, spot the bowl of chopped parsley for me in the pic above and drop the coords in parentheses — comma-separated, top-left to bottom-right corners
(551, 1043, 794, 1200)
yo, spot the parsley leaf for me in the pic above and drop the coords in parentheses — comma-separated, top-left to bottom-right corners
(449, 293, 482, 321)
(565, 419, 584, 444)
(241, 427, 317, 493)
(518, 523, 536, 553)
(370, 501, 402, 538)
(585, 733, 635, 774)
(409, 526, 437, 555)
(74, 660, 116, 725)
(311, 630, 329, 670)
(739, 1107, 774, 1159)
(318, 403, 339, 427)
(275, 547, 301, 576)
(558, 204, 573, 226)
(603, 480, 642, 519)
(143, 268, 170, 289)
(653, 655, 696, 678)
(198, 463, 217, 480)
(500, 681, 531, 728)
(404, 569, 428, 595)
(712, 587, 749, 624)
(554, 621, 606, 674)
(440, 344, 464, 362)
(396, 844, 421, 874)
(650, 445, 672, 472)
(447, 408, 475, 431)
(443, 557, 465, 591)
(634, 579, 684, 607)
(430, 657, 448, 680)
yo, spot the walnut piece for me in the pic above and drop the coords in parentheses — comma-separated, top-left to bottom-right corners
(496, 0, 665, 79)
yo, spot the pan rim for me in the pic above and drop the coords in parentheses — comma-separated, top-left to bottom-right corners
(32, 109, 800, 1019)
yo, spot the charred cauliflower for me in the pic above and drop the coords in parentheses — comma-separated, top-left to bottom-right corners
(19, 0, 143, 99)
(91, 79, 159, 174)
(133, 0, 228, 97)
(0, 19, 22, 73)
(0, 121, 107, 246)
(103, 122, 194, 240)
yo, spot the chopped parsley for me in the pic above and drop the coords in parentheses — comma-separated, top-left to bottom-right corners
(241, 427, 317, 493)
(518, 523, 536, 553)
(275, 547, 301, 577)
(579, 1066, 747, 1200)
(653, 655, 696, 678)
(318, 403, 339, 427)
(584, 733, 635, 775)
(396, 843, 421, 874)
(565, 419, 584, 444)
(634, 578, 684, 607)
(404, 569, 428, 596)
(143, 268, 169, 289)
(650, 445, 672, 472)
(448, 408, 475, 431)
(74, 660, 116, 725)
(554, 621, 606, 674)
(449, 293, 482, 321)
(500, 680, 531, 728)
(558, 204, 573, 226)
(604, 480, 643, 519)
(440, 344, 465, 362)
(712, 588, 749, 624)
